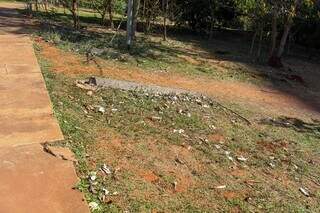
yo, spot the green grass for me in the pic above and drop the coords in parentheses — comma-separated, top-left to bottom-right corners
(30, 7, 270, 86)
(36, 42, 320, 212)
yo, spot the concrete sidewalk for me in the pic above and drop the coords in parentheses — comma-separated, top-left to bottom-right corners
(0, 3, 88, 212)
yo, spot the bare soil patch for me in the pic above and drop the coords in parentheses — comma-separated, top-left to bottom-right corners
(38, 40, 320, 120)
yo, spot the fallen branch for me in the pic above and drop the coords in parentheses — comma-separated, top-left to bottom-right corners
(214, 101, 252, 125)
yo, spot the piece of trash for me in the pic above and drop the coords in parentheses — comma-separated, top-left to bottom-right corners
(96, 106, 105, 114)
(216, 185, 226, 189)
(210, 125, 217, 130)
(175, 156, 185, 165)
(214, 144, 221, 149)
(87, 91, 93, 96)
(269, 162, 275, 168)
(111, 108, 118, 112)
(227, 156, 234, 161)
(112, 191, 119, 195)
(237, 156, 247, 162)
(88, 201, 99, 211)
(173, 129, 185, 134)
(102, 188, 110, 195)
(299, 187, 310, 197)
(150, 116, 162, 121)
(173, 181, 178, 191)
(203, 104, 210, 108)
(225, 151, 234, 161)
(101, 164, 112, 175)
(186, 113, 191, 118)
(293, 164, 298, 170)
(89, 172, 97, 181)
(89, 185, 97, 194)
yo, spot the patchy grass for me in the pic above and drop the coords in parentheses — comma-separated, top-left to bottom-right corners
(36, 42, 320, 212)
(30, 8, 274, 86)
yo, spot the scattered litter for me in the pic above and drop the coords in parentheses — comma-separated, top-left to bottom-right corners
(111, 108, 118, 112)
(237, 156, 247, 162)
(175, 156, 185, 165)
(88, 202, 99, 211)
(102, 188, 110, 195)
(89, 185, 97, 194)
(173, 129, 185, 134)
(101, 164, 112, 175)
(89, 172, 97, 181)
(214, 144, 221, 149)
(173, 181, 178, 191)
(96, 106, 105, 114)
(150, 116, 162, 121)
(210, 125, 217, 130)
(299, 187, 310, 197)
(225, 151, 234, 161)
(269, 162, 276, 168)
(216, 185, 226, 189)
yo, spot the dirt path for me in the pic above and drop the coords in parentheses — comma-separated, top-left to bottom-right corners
(39, 41, 320, 120)
(0, 3, 88, 212)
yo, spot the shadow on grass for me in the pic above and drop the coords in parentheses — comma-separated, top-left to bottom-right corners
(32, 8, 320, 117)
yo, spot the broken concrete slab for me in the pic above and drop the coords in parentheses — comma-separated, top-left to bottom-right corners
(78, 76, 198, 95)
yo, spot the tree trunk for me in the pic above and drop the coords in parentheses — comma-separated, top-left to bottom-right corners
(268, 7, 282, 67)
(269, 8, 278, 57)
(250, 30, 258, 55)
(132, 0, 140, 38)
(277, 0, 302, 58)
(257, 28, 264, 59)
(71, 0, 80, 29)
(277, 20, 292, 58)
(108, 0, 114, 29)
(126, 0, 134, 49)
(163, 0, 168, 41)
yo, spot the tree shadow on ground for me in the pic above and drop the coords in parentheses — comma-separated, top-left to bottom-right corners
(14, 7, 320, 118)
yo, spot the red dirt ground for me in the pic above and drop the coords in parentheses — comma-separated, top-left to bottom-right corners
(38, 40, 320, 120)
